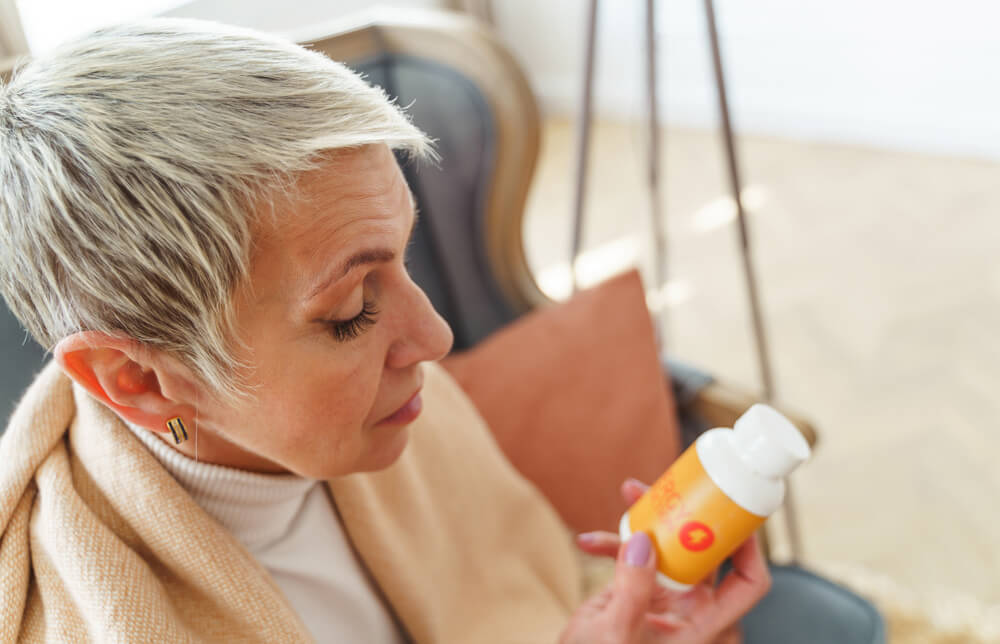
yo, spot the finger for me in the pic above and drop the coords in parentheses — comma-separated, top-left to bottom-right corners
(645, 611, 687, 633)
(673, 583, 714, 616)
(620, 478, 650, 505)
(706, 534, 772, 627)
(608, 531, 658, 634)
(722, 534, 771, 598)
(576, 531, 621, 557)
(648, 584, 733, 643)
(587, 587, 615, 611)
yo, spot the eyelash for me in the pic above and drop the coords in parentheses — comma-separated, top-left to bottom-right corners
(325, 300, 379, 342)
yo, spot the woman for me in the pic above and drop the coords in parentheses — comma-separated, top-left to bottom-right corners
(0, 19, 768, 643)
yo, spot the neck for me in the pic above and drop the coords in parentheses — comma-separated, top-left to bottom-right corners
(150, 422, 289, 474)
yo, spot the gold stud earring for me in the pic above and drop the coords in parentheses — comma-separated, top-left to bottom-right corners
(166, 417, 189, 445)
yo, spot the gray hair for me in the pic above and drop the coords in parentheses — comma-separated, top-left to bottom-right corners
(0, 18, 431, 402)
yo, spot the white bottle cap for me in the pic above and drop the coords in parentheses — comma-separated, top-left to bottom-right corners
(731, 404, 811, 478)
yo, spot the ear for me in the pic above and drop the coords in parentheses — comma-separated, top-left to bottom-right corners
(53, 331, 199, 435)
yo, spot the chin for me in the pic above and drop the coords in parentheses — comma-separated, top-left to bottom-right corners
(361, 424, 412, 472)
(328, 424, 411, 477)
(300, 424, 412, 479)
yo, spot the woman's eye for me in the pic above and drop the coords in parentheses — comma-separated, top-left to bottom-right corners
(325, 300, 379, 342)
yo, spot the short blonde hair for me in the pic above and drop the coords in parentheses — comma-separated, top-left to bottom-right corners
(0, 18, 431, 402)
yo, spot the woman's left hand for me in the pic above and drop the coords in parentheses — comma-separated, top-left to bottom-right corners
(572, 479, 772, 644)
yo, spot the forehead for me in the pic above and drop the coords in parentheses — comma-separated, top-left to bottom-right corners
(248, 145, 411, 298)
(283, 146, 409, 252)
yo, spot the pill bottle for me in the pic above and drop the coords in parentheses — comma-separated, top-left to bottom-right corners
(619, 404, 810, 590)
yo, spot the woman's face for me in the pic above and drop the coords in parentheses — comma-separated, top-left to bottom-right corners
(195, 144, 453, 478)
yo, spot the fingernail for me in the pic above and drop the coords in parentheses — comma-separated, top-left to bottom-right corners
(625, 532, 652, 567)
(577, 532, 600, 544)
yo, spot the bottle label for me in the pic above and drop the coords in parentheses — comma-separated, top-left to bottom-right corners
(628, 444, 766, 586)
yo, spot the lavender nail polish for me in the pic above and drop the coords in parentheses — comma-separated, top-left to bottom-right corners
(625, 532, 651, 567)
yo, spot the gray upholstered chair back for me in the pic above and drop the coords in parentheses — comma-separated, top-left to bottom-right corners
(354, 53, 521, 350)
(1, 307, 47, 425)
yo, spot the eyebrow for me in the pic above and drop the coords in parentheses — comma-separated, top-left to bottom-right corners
(305, 208, 420, 301)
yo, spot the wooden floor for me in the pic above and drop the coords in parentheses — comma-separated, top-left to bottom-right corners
(524, 118, 1000, 605)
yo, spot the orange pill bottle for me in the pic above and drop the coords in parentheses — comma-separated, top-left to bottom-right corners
(620, 404, 810, 590)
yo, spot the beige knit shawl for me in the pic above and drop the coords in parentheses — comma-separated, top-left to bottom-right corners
(0, 361, 581, 642)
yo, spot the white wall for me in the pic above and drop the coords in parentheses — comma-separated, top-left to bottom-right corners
(17, 0, 189, 52)
(17, 0, 447, 53)
(1, 0, 29, 57)
(492, 0, 1000, 160)
(162, 0, 445, 37)
(18, 0, 999, 159)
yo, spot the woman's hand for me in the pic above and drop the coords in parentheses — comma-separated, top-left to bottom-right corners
(563, 480, 772, 644)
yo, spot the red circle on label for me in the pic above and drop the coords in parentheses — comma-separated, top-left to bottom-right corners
(678, 521, 715, 551)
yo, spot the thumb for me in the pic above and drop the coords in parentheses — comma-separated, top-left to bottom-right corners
(609, 531, 658, 633)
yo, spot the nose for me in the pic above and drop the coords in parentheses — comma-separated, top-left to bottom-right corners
(385, 276, 454, 370)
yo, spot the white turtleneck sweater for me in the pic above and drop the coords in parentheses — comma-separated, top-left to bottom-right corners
(127, 423, 406, 643)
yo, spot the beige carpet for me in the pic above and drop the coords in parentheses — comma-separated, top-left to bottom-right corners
(815, 561, 1000, 643)
(528, 117, 1000, 640)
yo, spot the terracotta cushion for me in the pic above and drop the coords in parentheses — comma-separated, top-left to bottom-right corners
(440, 269, 681, 533)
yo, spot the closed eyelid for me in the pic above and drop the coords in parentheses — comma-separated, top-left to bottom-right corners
(324, 299, 379, 342)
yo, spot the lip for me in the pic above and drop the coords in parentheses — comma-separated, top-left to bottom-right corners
(377, 389, 423, 426)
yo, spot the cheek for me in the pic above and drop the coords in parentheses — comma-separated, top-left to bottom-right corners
(233, 305, 391, 474)
(260, 344, 385, 445)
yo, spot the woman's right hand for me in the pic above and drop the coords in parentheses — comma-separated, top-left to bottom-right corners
(560, 479, 771, 644)
(560, 531, 768, 644)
